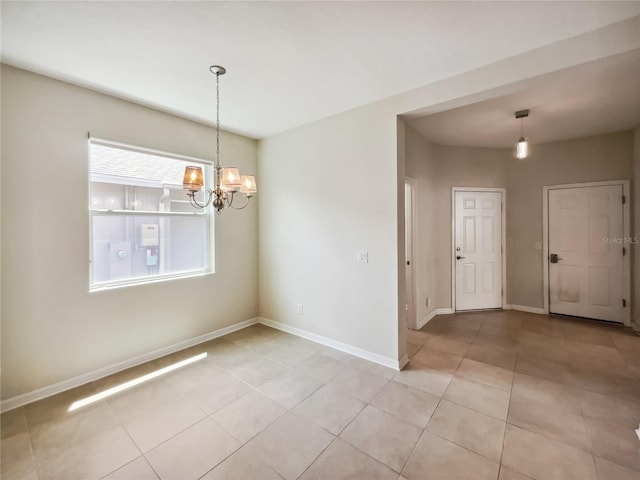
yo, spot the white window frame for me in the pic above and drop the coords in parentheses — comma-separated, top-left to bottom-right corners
(88, 136, 215, 291)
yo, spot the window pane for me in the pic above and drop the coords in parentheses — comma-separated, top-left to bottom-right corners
(90, 143, 193, 186)
(91, 214, 209, 285)
(89, 140, 213, 289)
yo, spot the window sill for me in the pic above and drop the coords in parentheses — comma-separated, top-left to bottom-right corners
(90, 269, 213, 292)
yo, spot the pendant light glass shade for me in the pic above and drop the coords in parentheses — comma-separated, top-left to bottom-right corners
(516, 136, 528, 159)
(514, 109, 530, 160)
(240, 175, 257, 195)
(183, 166, 204, 191)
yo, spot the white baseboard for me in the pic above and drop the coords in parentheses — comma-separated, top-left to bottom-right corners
(398, 353, 410, 370)
(1, 317, 259, 413)
(435, 308, 454, 315)
(258, 317, 405, 370)
(416, 309, 438, 330)
(504, 304, 546, 315)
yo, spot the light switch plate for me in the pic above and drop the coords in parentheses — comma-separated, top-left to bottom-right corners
(357, 251, 369, 263)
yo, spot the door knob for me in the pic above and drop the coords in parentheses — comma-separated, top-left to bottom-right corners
(549, 253, 563, 263)
(456, 256, 465, 260)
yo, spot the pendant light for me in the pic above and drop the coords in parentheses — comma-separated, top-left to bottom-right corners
(515, 109, 529, 159)
(183, 65, 256, 213)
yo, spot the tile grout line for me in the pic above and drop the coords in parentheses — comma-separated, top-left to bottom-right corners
(20, 408, 42, 480)
(498, 355, 516, 479)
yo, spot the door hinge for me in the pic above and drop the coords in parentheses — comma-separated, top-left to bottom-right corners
(623, 247, 626, 256)
(623, 299, 627, 308)
(501, 288, 504, 297)
(622, 195, 626, 204)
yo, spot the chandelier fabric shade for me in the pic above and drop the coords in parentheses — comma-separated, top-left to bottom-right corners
(220, 167, 242, 191)
(183, 65, 256, 212)
(183, 166, 204, 192)
(240, 175, 257, 195)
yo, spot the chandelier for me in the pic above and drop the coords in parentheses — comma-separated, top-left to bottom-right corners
(183, 65, 256, 213)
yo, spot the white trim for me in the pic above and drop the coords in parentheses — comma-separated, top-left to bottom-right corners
(89, 135, 212, 166)
(451, 187, 507, 312)
(258, 317, 404, 370)
(398, 354, 410, 370)
(504, 304, 546, 315)
(1, 317, 259, 413)
(542, 180, 631, 325)
(416, 309, 438, 330)
(435, 308, 455, 315)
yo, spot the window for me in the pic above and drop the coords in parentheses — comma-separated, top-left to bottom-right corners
(89, 138, 213, 290)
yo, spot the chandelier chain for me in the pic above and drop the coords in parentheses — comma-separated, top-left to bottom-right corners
(216, 71, 220, 167)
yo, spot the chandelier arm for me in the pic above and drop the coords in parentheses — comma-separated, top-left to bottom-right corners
(228, 195, 251, 210)
(223, 190, 234, 208)
(188, 191, 212, 209)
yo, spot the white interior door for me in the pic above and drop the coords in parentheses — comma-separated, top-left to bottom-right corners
(454, 191, 503, 311)
(404, 182, 415, 328)
(548, 185, 625, 323)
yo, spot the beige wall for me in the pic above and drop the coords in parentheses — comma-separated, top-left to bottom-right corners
(258, 101, 403, 361)
(1, 66, 259, 400)
(405, 130, 634, 316)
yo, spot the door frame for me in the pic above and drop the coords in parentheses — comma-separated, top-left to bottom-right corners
(451, 187, 507, 311)
(542, 180, 631, 325)
(405, 177, 418, 329)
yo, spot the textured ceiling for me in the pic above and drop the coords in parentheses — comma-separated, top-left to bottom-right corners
(2, 1, 639, 138)
(407, 49, 640, 148)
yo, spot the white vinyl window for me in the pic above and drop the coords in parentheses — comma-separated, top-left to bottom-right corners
(89, 138, 213, 291)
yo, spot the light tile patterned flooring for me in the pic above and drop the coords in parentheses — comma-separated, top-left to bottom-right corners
(2, 311, 640, 479)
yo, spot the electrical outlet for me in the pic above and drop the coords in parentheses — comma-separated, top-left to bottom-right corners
(357, 251, 369, 263)
(296, 303, 303, 315)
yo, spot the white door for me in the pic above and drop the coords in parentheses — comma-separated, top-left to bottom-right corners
(548, 185, 625, 322)
(455, 191, 503, 310)
(405, 182, 415, 328)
